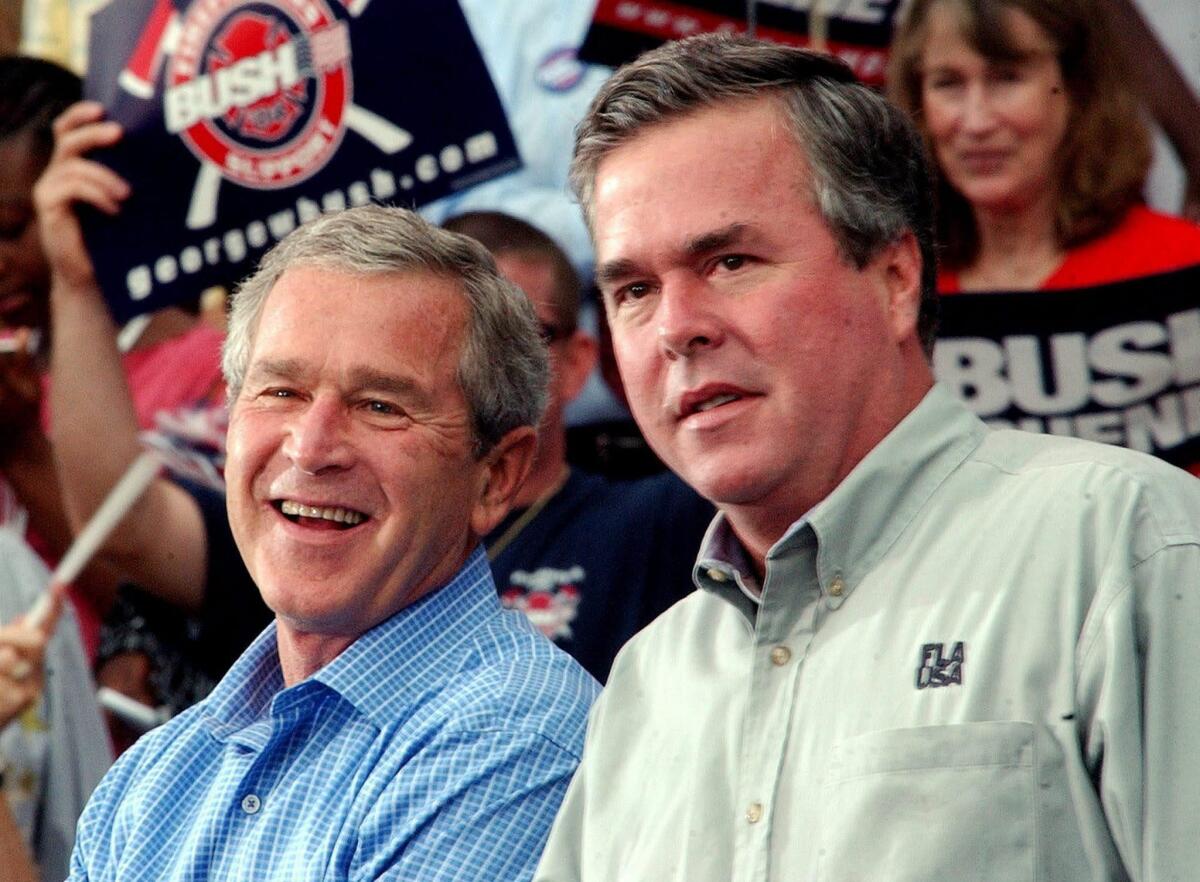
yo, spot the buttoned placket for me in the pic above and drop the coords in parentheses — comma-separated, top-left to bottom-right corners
(731, 531, 823, 882)
(228, 682, 325, 826)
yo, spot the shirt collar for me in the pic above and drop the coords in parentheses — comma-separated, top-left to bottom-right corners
(200, 545, 501, 734)
(695, 384, 986, 608)
(200, 622, 285, 736)
(695, 511, 767, 606)
(313, 545, 500, 728)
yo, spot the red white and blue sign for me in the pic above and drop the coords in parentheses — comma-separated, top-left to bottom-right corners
(83, 0, 522, 322)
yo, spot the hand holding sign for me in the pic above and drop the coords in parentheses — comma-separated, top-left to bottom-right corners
(33, 102, 130, 297)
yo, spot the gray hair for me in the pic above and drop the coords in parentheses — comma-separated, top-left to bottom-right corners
(222, 205, 549, 455)
(571, 34, 939, 354)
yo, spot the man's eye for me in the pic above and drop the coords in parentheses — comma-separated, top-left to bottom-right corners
(610, 282, 651, 307)
(366, 400, 402, 416)
(247, 387, 300, 406)
(718, 255, 746, 272)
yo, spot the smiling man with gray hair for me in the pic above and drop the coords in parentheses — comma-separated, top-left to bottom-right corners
(535, 32, 1200, 882)
(36, 101, 598, 881)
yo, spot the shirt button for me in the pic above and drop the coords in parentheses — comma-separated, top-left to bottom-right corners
(746, 802, 763, 824)
(769, 646, 791, 666)
(707, 568, 728, 582)
(241, 794, 261, 815)
(829, 576, 845, 597)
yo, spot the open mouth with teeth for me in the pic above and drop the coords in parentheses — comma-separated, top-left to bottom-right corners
(275, 500, 368, 530)
(692, 392, 742, 414)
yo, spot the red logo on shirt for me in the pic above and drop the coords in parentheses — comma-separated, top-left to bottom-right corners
(500, 565, 584, 641)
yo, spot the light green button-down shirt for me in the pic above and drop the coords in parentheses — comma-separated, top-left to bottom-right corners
(536, 384, 1200, 882)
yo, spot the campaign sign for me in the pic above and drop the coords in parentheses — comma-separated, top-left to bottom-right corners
(578, 0, 902, 85)
(83, 0, 522, 322)
(934, 265, 1200, 473)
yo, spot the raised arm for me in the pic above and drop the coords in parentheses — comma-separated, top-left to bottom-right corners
(33, 101, 207, 611)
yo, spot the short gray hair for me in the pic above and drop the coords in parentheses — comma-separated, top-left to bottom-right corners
(571, 34, 938, 354)
(222, 205, 549, 455)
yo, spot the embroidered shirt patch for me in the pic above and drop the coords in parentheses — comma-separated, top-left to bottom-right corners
(916, 641, 965, 689)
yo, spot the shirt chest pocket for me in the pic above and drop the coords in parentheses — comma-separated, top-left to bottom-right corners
(815, 721, 1036, 882)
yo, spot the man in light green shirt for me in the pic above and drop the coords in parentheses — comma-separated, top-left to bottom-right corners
(535, 33, 1200, 882)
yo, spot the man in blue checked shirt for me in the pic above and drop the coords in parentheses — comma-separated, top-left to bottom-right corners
(37, 106, 599, 881)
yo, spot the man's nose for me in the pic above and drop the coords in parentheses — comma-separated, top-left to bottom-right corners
(281, 396, 354, 475)
(656, 278, 724, 361)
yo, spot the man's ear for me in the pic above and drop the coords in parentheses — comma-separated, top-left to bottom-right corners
(470, 425, 539, 537)
(560, 330, 598, 404)
(879, 231, 923, 344)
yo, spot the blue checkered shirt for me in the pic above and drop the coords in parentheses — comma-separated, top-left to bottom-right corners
(69, 547, 599, 881)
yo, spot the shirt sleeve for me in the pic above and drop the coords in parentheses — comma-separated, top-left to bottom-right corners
(67, 840, 91, 882)
(353, 727, 583, 882)
(1077, 538, 1200, 881)
(65, 729, 156, 882)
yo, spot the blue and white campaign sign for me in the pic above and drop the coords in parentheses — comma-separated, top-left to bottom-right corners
(83, 0, 522, 322)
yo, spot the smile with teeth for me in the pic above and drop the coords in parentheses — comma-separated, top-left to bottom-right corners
(278, 500, 366, 526)
(694, 393, 741, 413)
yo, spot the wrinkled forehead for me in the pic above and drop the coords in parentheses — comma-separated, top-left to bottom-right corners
(258, 260, 463, 326)
(591, 100, 815, 238)
(246, 265, 471, 369)
(592, 94, 808, 188)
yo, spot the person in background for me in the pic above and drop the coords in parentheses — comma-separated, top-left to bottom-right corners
(0, 68, 116, 858)
(0, 56, 226, 658)
(534, 33, 1200, 881)
(444, 211, 713, 681)
(887, 0, 1200, 294)
(40, 97, 598, 878)
(0, 555, 108, 882)
(0, 55, 93, 564)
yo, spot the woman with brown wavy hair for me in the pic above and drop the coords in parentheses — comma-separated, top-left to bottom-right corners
(888, 0, 1200, 292)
